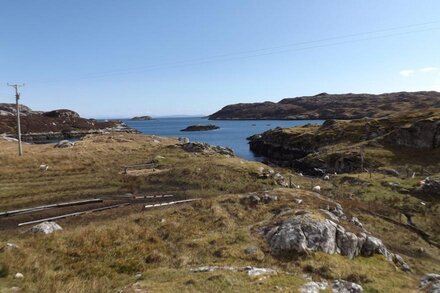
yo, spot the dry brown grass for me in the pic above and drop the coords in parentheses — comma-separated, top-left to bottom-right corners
(0, 133, 277, 210)
(1, 189, 437, 292)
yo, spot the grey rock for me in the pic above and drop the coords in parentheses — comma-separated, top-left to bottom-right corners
(0, 243, 19, 252)
(329, 203, 345, 218)
(241, 194, 261, 206)
(54, 140, 75, 148)
(332, 279, 363, 293)
(243, 266, 276, 277)
(361, 236, 392, 261)
(265, 214, 409, 271)
(178, 137, 190, 144)
(244, 247, 258, 255)
(182, 142, 234, 156)
(392, 254, 411, 272)
(190, 266, 276, 277)
(419, 177, 440, 197)
(299, 281, 328, 293)
(350, 217, 363, 229)
(30, 221, 62, 234)
(336, 228, 359, 259)
(261, 194, 278, 204)
(320, 209, 340, 222)
(420, 274, 440, 293)
(266, 214, 337, 256)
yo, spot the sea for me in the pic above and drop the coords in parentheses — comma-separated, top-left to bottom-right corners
(124, 117, 323, 161)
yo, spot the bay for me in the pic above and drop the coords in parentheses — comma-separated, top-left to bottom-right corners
(123, 117, 323, 161)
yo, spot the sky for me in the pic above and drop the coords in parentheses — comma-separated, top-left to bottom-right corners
(1, 1, 440, 118)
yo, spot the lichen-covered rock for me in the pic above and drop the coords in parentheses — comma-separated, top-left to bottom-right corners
(420, 273, 440, 293)
(392, 254, 411, 272)
(332, 279, 363, 293)
(265, 214, 337, 255)
(30, 221, 62, 234)
(336, 228, 359, 259)
(360, 235, 392, 261)
(264, 214, 410, 271)
(300, 281, 328, 293)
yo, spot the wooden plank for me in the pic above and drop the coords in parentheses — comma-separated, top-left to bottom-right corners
(144, 198, 200, 209)
(17, 203, 130, 227)
(0, 198, 103, 217)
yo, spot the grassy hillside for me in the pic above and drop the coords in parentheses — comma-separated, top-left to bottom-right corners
(209, 91, 440, 120)
(0, 133, 439, 292)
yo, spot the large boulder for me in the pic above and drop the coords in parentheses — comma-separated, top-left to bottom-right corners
(265, 214, 337, 255)
(264, 214, 410, 270)
(30, 221, 62, 234)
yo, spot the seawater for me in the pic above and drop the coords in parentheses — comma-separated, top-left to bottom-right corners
(123, 117, 323, 161)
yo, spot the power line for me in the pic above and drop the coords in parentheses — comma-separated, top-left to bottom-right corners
(32, 20, 440, 83)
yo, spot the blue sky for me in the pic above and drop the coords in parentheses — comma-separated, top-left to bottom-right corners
(1, 1, 440, 118)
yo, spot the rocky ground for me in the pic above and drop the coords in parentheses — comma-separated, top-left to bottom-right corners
(0, 103, 138, 142)
(0, 132, 439, 292)
(209, 91, 440, 120)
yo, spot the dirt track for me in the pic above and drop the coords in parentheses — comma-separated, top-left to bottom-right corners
(0, 194, 187, 231)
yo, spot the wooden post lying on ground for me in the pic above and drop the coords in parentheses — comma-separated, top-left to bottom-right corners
(144, 198, 200, 209)
(17, 203, 130, 227)
(0, 198, 103, 217)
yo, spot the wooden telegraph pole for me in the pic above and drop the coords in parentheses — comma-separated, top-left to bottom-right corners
(7, 83, 24, 156)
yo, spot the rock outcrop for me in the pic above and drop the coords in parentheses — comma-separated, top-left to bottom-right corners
(209, 91, 440, 120)
(0, 103, 139, 142)
(299, 279, 363, 293)
(264, 214, 410, 271)
(248, 109, 440, 174)
(420, 274, 440, 293)
(181, 142, 234, 156)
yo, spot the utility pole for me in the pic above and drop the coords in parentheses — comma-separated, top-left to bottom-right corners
(7, 83, 24, 156)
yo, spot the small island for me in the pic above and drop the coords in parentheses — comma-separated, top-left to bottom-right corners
(131, 115, 152, 121)
(180, 124, 220, 132)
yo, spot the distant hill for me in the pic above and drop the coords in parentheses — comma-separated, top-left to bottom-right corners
(209, 91, 440, 120)
(0, 103, 136, 141)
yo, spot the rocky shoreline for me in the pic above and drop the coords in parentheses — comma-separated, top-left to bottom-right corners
(248, 109, 440, 175)
(0, 103, 140, 142)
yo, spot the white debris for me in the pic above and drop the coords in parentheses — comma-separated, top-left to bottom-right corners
(312, 186, 321, 192)
(14, 273, 24, 279)
(39, 164, 49, 172)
